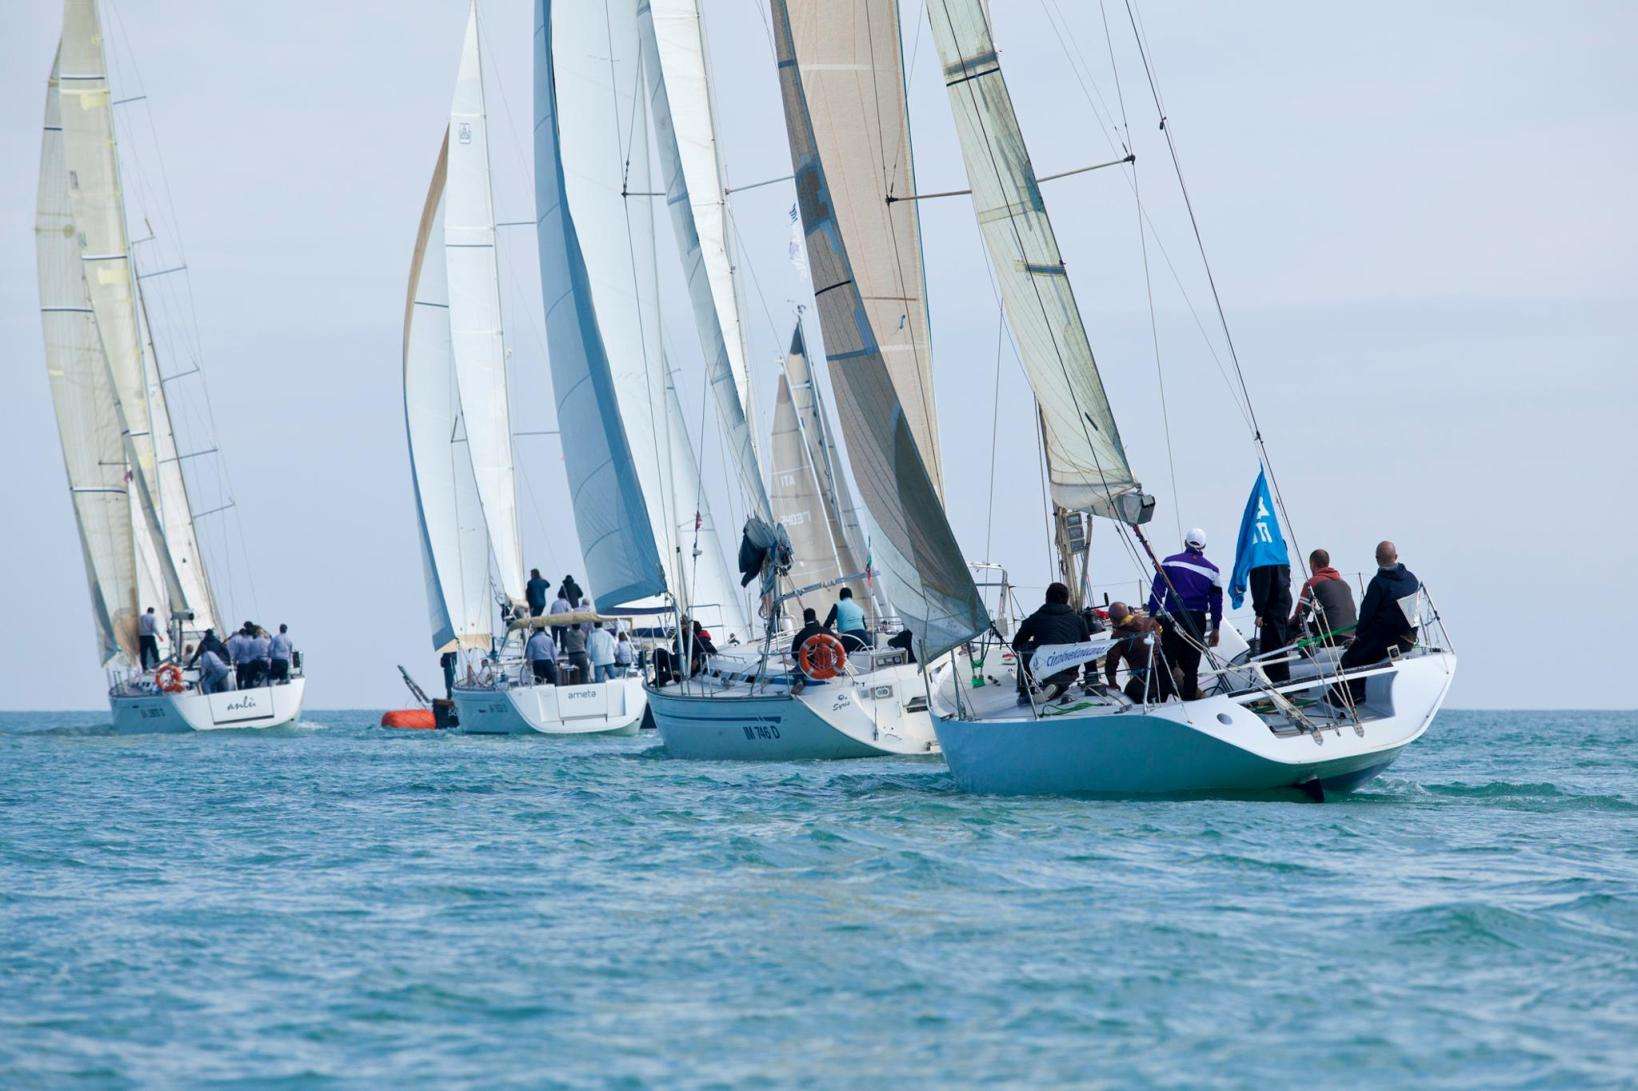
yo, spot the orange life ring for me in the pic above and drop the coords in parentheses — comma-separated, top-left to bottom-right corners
(155, 663, 185, 694)
(798, 633, 847, 680)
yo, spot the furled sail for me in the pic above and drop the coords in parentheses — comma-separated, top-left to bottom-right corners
(925, 0, 1150, 523)
(57, 0, 193, 624)
(405, 134, 494, 653)
(771, 0, 988, 658)
(637, 0, 771, 522)
(36, 52, 139, 666)
(769, 369, 868, 617)
(540, 0, 749, 638)
(446, 4, 526, 604)
(785, 0, 944, 497)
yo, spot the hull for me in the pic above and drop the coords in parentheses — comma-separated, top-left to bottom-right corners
(109, 677, 307, 734)
(451, 676, 645, 737)
(649, 661, 938, 761)
(934, 652, 1455, 798)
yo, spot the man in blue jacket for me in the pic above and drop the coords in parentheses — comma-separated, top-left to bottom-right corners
(1146, 528, 1224, 700)
(1334, 540, 1420, 705)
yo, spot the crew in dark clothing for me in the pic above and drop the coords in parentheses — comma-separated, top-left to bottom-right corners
(525, 568, 551, 617)
(652, 616, 692, 686)
(187, 628, 227, 669)
(440, 650, 458, 699)
(789, 608, 826, 690)
(1248, 563, 1294, 684)
(1013, 582, 1093, 704)
(1146, 528, 1224, 700)
(1333, 541, 1420, 705)
(886, 628, 916, 663)
(559, 574, 584, 608)
(1102, 602, 1174, 703)
(689, 621, 717, 674)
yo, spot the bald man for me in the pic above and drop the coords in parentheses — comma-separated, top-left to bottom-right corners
(1334, 540, 1421, 704)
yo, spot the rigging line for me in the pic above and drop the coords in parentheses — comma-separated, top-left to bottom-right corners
(886, 154, 1133, 202)
(984, 306, 1004, 560)
(1121, 0, 1304, 569)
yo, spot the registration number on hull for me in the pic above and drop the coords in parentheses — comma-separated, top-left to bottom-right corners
(741, 722, 782, 741)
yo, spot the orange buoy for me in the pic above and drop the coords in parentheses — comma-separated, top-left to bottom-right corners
(379, 708, 437, 730)
(155, 663, 185, 694)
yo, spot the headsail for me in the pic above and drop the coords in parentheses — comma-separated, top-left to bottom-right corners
(541, 0, 749, 637)
(405, 134, 494, 653)
(37, 51, 139, 666)
(925, 0, 1150, 524)
(771, 0, 988, 659)
(785, 0, 944, 497)
(447, 4, 526, 603)
(769, 368, 867, 617)
(637, 0, 771, 522)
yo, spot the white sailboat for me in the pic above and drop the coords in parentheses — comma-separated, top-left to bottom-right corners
(918, 2, 1456, 798)
(405, 4, 646, 737)
(645, 0, 988, 761)
(35, 0, 305, 732)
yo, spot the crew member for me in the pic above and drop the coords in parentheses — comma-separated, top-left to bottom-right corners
(1249, 561, 1294, 684)
(559, 620, 589, 684)
(188, 628, 227, 669)
(1334, 541, 1420, 705)
(526, 568, 551, 617)
(252, 625, 273, 686)
(1013, 582, 1092, 704)
(227, 623, 257, 689)
(269, 624, 294, 683)
(525, 625, 558, 685)
(137, 607, 163, 670)
(790, 607, 826, 692)
(613, 632, 635, 672)
(559, 574, 584, 608)
(588, 622, 618, 683)
(198, 645, 232, 694)
(1102, 602, 1173, 703)
(823, 588, 869, 651)
(1146, 528, 1224, 700)
(440, 650, 458, 699)
(1291, 548, 1356, 645)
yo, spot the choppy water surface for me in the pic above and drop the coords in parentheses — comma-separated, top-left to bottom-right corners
(2, 710, 1634, 1087)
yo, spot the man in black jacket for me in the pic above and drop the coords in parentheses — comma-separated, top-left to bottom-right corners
(1248, 563, 1294, 684)
(1334, 540, 1420, 704)
(1013, 582, 1093, 704)
(789, 608, 826, 691)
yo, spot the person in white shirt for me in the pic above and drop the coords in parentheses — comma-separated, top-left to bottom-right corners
(587, 622, 618, 682)
(525, 627, 558, 685)
(269, 624, 294, 683)
(137, 607, 163, 670)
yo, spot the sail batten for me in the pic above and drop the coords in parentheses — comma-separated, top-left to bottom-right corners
(771, 0, 987, 659)
(925, 0, 1147, 522)
(447, 5, 526, 603)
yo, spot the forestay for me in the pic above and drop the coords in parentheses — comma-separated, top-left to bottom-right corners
(771, 0, 988, 659)
(447, 5, 526, 604)
(36, 53, 139, 666)
(786, 0, 944, 497)
(636, 0, 770, 522)
(404, 134, 494, 654)
(925, 0, 1149, 523)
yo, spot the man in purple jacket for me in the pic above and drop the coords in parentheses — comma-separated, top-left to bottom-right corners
(1146, 528, 1224, 700)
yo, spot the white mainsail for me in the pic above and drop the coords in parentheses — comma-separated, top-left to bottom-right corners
(925, 0, 1148, 523)
(637, 0, 771, 522)
(771, 0, 987, 659)
(405, 135, 495, 653)
(37, 52, 139, 666)
(545, 0, 749, 639)
(786, 0, 944, 497)
(446, 4, 526, 604)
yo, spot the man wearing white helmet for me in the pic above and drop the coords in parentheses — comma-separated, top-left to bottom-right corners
(1145, 527, 1225, 700)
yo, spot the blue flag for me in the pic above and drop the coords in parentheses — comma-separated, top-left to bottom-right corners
(1228, 468, 1289, 609)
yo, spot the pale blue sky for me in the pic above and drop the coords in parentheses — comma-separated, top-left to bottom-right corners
(1, 1, 1632, 710)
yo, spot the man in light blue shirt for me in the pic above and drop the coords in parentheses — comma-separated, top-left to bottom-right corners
(198, 646, 232, 694)
(269, 624, 294, 683)
(525, 627, 558, 686)
(824, 588, 869, 651)
(226, 624, 257, 689)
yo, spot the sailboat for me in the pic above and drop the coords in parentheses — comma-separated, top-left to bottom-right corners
(643, 0, 988, 761)
(916, 3, 1456, 797)
(404, 3, 649, 737)
(34, 0, 306, 733)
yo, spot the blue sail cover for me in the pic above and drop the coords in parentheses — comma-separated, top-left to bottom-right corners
(533, 0, 667, 609)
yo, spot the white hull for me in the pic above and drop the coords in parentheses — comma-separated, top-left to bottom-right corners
(451, 676, 645, 736)
(109, 677, 307, 734)
(933, 650, 1455, 798)
(650, 659, 938, 761)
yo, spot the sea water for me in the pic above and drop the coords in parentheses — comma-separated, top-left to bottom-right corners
(2, 710, 1633, 1087)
